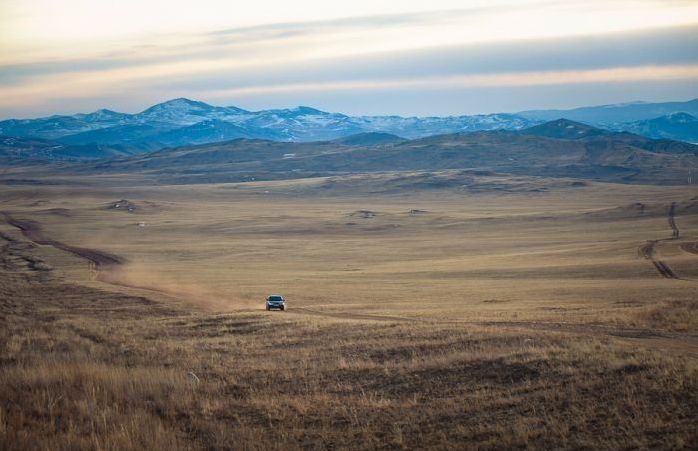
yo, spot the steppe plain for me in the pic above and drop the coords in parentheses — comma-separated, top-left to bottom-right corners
(1, 170, 697, 449)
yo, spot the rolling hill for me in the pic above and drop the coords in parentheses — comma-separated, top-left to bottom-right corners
(331, 132, 407, 146)
(0, 135, 138, 163)
(52, 120, 697, 186)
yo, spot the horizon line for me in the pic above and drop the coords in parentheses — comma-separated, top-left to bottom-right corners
(2, 95, 698, 121)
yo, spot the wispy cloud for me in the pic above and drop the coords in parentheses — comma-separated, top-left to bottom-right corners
(1, 0, 697, 117)
(198, 65, 698, 98)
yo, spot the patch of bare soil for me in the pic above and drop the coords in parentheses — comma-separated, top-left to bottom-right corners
(348, 209, 377, 219)
(103, 199, 162, 214)
(105, 199, 138, 212)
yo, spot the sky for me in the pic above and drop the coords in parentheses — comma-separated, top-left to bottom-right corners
(1, 0, 697, 118)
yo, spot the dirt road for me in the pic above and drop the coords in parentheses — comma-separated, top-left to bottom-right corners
(638, 203, 682, 279)
(1, 212, 124, 270)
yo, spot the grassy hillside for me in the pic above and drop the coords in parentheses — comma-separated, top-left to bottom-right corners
(19, 121, 692, 186)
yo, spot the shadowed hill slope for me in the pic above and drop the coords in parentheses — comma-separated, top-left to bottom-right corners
(0, 135, 139, 162)
(9, 121, 698, 186)
(331, 132, 407, 146)
(522, 119, 608, 140)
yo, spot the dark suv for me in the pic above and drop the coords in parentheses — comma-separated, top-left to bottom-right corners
(266, 295, 286, 311)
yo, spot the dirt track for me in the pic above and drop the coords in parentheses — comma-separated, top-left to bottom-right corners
(1, 212, 124, 271)
(638, 203, 682, 279)
(669, 202, 679, 239)
(638, 239, 680, 279)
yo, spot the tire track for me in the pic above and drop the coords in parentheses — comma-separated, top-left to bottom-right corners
(638, 203, 681, 279)
(668, 202, 679, 239)
(638, 240, 679, 279)
(669, 201, 698, 259)
(1, 212, 124, 283)
(1, 212, 231, 307)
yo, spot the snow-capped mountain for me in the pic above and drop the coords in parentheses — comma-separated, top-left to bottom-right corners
(610, 112, 698, 144)
(0, 98, 539, 150)
(133, 98, 252, 126)
(3, 97, 696, 153)
(74, 109, 131, 124)
(353, 113, 534, 138)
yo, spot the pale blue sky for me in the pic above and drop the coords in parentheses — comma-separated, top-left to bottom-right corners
(1, 0, 697, 118)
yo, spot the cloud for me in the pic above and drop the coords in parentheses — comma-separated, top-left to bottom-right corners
(1, 1, 697, 117)
(3, 22, 696, 87)
(198, 65, 698, 98)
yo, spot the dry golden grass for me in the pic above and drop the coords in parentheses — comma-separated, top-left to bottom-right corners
(1, 172, 697, 449)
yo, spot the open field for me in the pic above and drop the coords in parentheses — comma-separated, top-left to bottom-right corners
(1, 171, 698, 449)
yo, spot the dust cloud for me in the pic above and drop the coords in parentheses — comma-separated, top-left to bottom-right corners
(98, 262, 255, 311)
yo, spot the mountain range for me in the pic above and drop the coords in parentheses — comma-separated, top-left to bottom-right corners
(38, 118, 692, 187)
(608, 112, 698, 143)
(518, 99, 698, 124)
(0, 98, 536, 152)
(2, 98, 696, 158)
